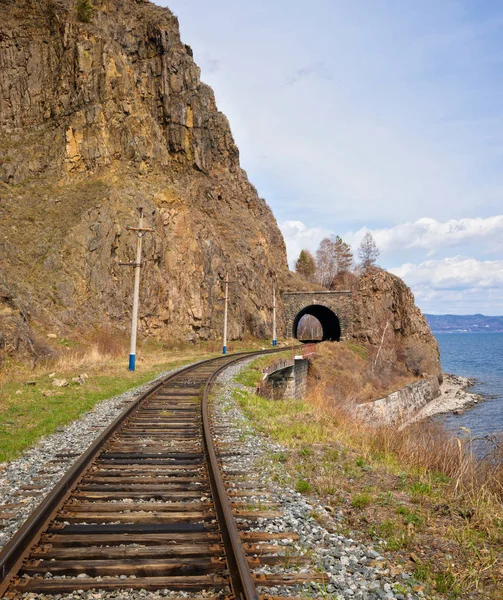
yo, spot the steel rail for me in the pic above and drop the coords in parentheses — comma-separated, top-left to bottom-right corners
(0, 348, 287, 596)
(201, 349, 284, 600)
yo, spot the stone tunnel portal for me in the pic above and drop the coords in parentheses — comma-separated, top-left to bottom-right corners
(293, 304, 341, 341)
(282, 291, 353, 342)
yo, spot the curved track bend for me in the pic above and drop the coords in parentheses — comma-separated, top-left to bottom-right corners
(0, 349, 326, 599)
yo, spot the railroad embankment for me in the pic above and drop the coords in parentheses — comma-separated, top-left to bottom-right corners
(354, 377, 440, 426)
(234, 354, 503, 599)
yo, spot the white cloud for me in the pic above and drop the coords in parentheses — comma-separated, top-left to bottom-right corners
(391, 256, 503, 290)
(160, 0, 503, 314)
(390, 257, 503, 314)
(282, 215, 503, 269)
(347, 215, 503, 257)
(279, 221, 329, 267)
(280, 218, 503, 314)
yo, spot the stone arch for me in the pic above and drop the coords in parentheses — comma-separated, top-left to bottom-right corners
(292, 304, 341, 341)
(282, 291, 353, 341)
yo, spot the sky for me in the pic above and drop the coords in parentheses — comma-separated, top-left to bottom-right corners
(157, 0, 503, 315)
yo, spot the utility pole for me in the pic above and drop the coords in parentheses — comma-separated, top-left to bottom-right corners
(119, 207, 155, 371)
(272, 285, 277, 346)
(222, 271, 229, 354)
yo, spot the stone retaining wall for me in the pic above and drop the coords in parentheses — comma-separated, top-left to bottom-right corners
(258, 358, 309, 400)
(354, 377, 440, 425)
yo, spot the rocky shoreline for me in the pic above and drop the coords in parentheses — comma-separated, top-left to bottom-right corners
(414, 373, 484, 420)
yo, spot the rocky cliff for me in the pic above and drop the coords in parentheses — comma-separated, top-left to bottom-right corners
(352, 269, 441, 379)
(0, 0, 288, 361)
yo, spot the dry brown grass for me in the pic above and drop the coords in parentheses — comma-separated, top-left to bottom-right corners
(235, 351, 503, 597)
(87, 326, 129, 358)
(0, 331, 267, 387)
(306, 381, 503, 548)
(299, 384, 503, 596)
(309, 340, 415, 404)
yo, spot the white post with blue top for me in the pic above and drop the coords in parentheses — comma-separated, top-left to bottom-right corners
(272, 284, 277, 346)
(120, 208, 155, 372)
(222, 271, 229, 354)
(129, 208, 144, 371)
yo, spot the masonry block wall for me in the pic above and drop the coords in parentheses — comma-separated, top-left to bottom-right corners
(260, 358, 309, 400)
(282, 291, 353, 340)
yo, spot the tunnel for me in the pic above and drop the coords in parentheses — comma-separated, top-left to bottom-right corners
(292, 304, 341, 342)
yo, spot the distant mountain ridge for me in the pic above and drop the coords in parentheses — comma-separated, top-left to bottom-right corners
(425, 314, 503, 333)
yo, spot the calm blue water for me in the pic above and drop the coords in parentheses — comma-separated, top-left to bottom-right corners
(435, 333, 503, 439)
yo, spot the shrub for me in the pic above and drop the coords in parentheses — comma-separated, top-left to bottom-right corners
(295, 478, 312, 494)
(76, 0, 95, 23)
(88, 326, 128, 358)
(351, 492, 372, 508)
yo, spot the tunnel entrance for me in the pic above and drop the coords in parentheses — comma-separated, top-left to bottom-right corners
(292, 304, 341, 342)
(296, 314, 323, 341)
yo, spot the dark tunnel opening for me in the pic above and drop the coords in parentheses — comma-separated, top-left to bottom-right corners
(292, 304, 341, 342)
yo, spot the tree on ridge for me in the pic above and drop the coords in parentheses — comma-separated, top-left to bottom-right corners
(316, 235, 353, 288)
(295, 249, 316, 281)
(358, 232, 379, 270)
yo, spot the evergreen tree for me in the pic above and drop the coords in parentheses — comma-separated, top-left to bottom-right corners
(358, 232, 379, 270)
(333, 235, 353, 274)
(295, 249, 316, 281)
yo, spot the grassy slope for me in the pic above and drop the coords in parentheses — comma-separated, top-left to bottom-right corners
(0, 358, 194, 462)
(233, 351, 503, 600)
(0, 337, 271, 462)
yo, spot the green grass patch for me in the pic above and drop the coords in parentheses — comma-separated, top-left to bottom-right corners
(234, 350, 292, 388)
(396, 506, 424, 528)
(351, 492, 372, 509)
(232, 388, 332, 448)
(295, 478, 313, 494)
(0, 358, 196, 462)
(270, 451, 289, 463)
(372, 519, 414, 551)
(409, 481, 433, 501)
(299, 445, 314, 457)
(345, 341, 369, 360)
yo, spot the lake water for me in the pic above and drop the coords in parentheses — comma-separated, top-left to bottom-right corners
(435, 333, 503, 439)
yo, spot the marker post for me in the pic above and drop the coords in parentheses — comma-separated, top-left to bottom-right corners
(119, 207, 155, 371)
(222, 272, 229, 354)
(272, 285, 277, 346)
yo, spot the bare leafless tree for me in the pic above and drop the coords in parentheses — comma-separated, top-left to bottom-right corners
(315, 235, 353, 288)
(358, 232, 379, 270)
(297, 315, 323, 339)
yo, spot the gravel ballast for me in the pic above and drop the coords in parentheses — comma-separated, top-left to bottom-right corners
(0, 363, 199, 553)
(1, 357, 428, 599)
(213, 360, 427, 600)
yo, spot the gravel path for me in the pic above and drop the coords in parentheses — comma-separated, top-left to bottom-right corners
(0, 362, 199, 553)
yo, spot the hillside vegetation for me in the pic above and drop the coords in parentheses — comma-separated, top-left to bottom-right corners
(234, 350, 503, 599)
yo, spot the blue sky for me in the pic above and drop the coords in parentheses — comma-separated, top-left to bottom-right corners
(157, 0, 503, 315)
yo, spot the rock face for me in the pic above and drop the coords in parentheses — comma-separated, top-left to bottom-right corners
(0, 276, 37, 367)
(352, 269, 441, 379)
(0, 0, 288, 360)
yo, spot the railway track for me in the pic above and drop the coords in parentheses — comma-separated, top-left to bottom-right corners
(0, 349, 326, 599)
